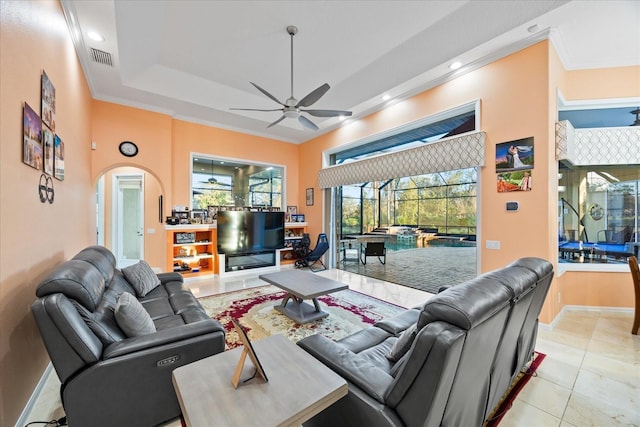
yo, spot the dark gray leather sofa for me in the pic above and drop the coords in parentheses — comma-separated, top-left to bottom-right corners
(31, 246, 225, 427)
(298, 257, 553, 427)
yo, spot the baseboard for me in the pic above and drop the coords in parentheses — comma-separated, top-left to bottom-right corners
(539, 305, 634, 331)
(15, 362, 53, 427)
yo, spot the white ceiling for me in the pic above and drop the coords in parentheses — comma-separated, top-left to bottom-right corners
(61, 0, 640, 144)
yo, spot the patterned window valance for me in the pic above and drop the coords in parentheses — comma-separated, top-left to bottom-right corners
(318, 131, 485, 189)
(556, 120, 640, 165)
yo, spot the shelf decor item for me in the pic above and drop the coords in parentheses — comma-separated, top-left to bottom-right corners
(176, 232, 196, 244)
(286, 205, 297, 222)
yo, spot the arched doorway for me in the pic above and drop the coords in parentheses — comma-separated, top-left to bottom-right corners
(96, 166, 165, 270)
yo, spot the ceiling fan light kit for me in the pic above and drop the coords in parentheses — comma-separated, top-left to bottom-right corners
(231, 25, 352, 131)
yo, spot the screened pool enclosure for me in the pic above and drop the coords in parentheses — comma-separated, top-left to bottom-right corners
(338, 168, 477, 239)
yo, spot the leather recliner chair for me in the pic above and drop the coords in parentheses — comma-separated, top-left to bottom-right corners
(31, 246, 226, 427)
(298, 257, 553, 427)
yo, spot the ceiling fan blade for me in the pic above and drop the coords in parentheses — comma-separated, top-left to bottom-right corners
(267, 115, 287, 128)
(298, 115, 319, 131)
(302, 109, 353, 118)
(296, 83, 330, 107)
(250, 82, 285, 106)
(230, 108, 283, 112)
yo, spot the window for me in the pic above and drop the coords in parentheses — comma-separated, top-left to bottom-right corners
(558, 164, 639, 263)
(191, 156, 283, 211)
(339, 168, 477, 238)
(331, 103, 478, 239)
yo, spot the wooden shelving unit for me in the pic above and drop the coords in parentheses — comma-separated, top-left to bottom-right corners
(281, 222, 308, 266)
(166, 225, 217, 277)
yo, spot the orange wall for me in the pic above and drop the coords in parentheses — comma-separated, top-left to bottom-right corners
(301, 43, 639, 323)
(170, 120, 300, 210)
(92, 101, 173, 197)
(302, 42, 554, 272)
(2, 3, 638, 423)
(558, 270, 634, 308)
(0, 1, 94, 425)
(550, 61, 639, 314)
(562, 66, 640, 100)
(92, 103, 300, 270)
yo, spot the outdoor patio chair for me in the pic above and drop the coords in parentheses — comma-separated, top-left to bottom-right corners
(360, 241, 386, 265)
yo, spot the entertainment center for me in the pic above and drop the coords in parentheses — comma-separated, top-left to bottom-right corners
(166, 225, 217, 277)
(166, 212, 306, 277)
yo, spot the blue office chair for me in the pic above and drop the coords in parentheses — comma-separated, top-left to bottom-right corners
(295, 233, 329, 272)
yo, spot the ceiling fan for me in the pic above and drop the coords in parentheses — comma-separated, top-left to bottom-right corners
(198, 160, 218, 185)
(231, 25, 352, 131)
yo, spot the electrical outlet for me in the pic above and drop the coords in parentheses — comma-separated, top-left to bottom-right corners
(486, 240, 501, 250)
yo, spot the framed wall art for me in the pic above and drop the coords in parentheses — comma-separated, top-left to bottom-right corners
(54, 134, 65, 180)
(23, 102, 43, 170)
(495, 137, 534, 172)
(306, 188, 314, 206)
(43, 128, 54, 175)
(497, 170, 532, 192)
(286, 205, 297, 222)
(41, 70, 56, 131)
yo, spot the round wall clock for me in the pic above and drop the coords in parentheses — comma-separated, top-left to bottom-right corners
(119, 141, 138, 157)
(589, 203, 604, 221)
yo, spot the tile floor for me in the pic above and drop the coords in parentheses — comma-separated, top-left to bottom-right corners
(338, 245, 477, 294)
(23, 268, 640, 427)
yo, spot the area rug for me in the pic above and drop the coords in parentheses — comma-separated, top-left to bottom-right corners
(484, 351, 547, 427)
(198, 285, 406, 348)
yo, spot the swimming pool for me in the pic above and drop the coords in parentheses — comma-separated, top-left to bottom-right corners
(386, 236, 476, 251)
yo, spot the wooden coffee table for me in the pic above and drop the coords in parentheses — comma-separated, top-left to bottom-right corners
(172, 334, 347, 427)
(259, 270, 348, 324)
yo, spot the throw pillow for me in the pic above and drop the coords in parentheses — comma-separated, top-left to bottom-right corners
(114, 292, 156, 337)
(122, 260, 161, 297)
(387, 323, 418, 362)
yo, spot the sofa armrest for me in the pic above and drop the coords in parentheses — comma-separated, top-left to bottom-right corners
(63, 328, 224, 427)
(297, 334, 393, 404)
(374, 309, 420, 335)
(103, 319, 224, 359)
(157, 271, 183, 285)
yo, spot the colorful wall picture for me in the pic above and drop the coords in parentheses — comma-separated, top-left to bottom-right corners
(306, 188, 314, 206)
(497, 170, 532, 192)
(495, 137, 534, 172)
(23, 102, 43, 170)
(54, 134, 65, 180)
(43, 128, 54, 175)
(41, 70, 56, 131)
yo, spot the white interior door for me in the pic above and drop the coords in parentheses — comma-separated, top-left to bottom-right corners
(114, 174, 144, 267)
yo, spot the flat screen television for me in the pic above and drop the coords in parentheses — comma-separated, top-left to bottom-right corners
(217, 211, 285, 255)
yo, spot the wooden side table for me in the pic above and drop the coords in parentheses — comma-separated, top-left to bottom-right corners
(172, 334, 348, 427)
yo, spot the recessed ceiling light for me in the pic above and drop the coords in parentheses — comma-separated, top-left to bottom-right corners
(449, 61, 462, 70)
(382, 94, 391, 101)
(87, 31, 104, 42)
